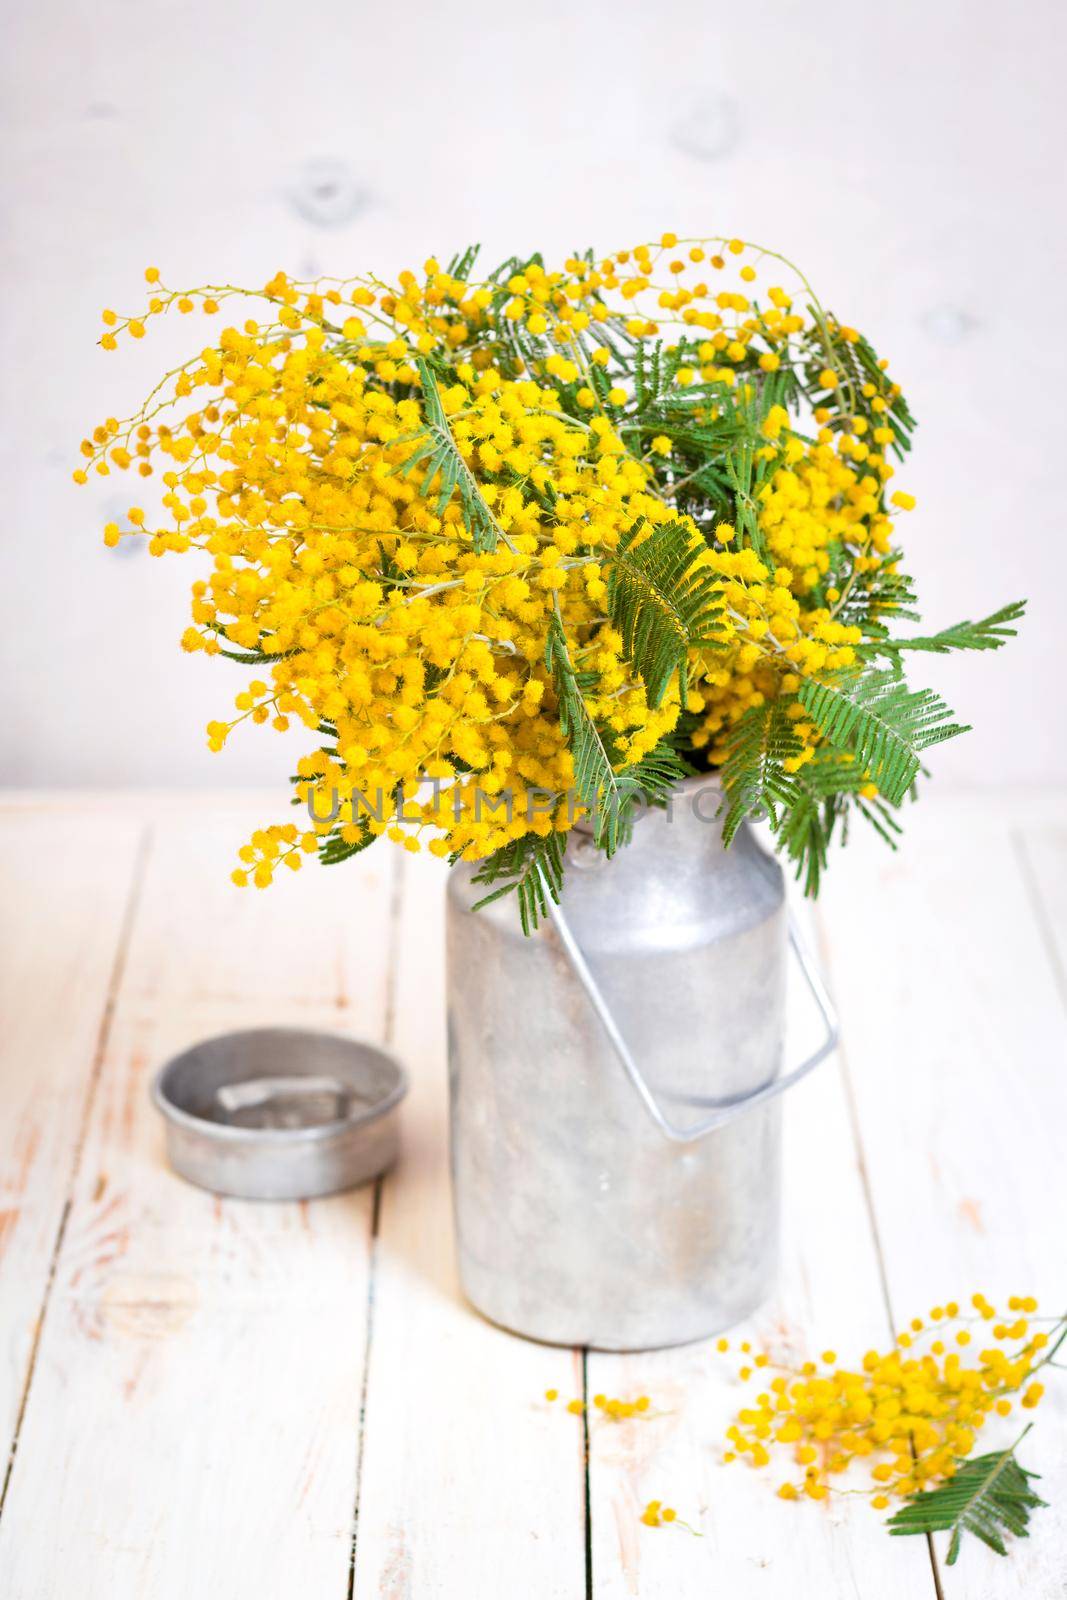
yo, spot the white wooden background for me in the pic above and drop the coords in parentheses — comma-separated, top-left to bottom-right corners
(0, 789, 1063, 1598)
(2, 0, 1065, 788)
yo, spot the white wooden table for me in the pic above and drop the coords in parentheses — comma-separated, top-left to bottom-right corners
(0, 790, 1063, 1599)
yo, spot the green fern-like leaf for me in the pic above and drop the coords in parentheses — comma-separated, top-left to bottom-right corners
(837, 558, 921, 638)
(210, 630, 296, 666)
(615, 737, 693, 803)
(723, 733, 905, 897)
(445, 243, 481, 281)
(606, 519, 725, 707)
(719, 703, 803, 846)
(828, 324, 917, 461)
(887, 1433, 1045, 1565)
(627, 339, 683, 419)
(469, 739, 689, 932)
(714, 702, 908, 894)
(317, 819, 376, 866)
(866, 600, 1027, 658)
(215, 646, 277, 665)
(772, 748, 867, 894)
(470, 829, 566, 935)
(544, 609, 621, 839)
(394, 359, 507, 554)
(605, 738, 693, 852)
(798, 670, 968, 806)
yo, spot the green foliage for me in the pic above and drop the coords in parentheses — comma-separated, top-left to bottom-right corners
(887, 1433, 1046, 1565)
(626, 341, 681, 415)
(470, 830, 566, 936)
(318, 244, 1020, 905)
(864, 600, 1027, 658)
(719, 703, 803, 846)
(468, 737, 691, 932)
(317, 820, 375, 866)
(544, 607, 621, 844)
(837, 558, 921, 638)
(375, 541, 408, 592)
(775, 747, 903, 895)
(721, 434, 767, 558)
(445, 243, 481, 281)
(606, 519, 726, 707)
(214, 645, 278, 665)
(394, 359, 506, 553)
(832, 327, 917, 462)
(620, 349, 791, 545)
(718, 705, 909, 895)
(386, 245, 1019, 907)
(797, 670, 969, 806)
(327, 256, 1021, 908)
(210, 627, 295, 667)
(608, 737, 694, 851)
(484, 252, 559, 381)
(616, 737, 694, 802)
(545, 592, 694, 854)
(94, 233, 1028, 923)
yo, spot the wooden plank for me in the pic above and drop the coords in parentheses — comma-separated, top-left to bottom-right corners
(584, 901, 937, 1599)
(0, 808, 145, 1453)
(351, 853, 588, 1599)
(817, 797, 1067, 1598)
(0, 804, 397, 1599)
(4, 793, 1062, 1596)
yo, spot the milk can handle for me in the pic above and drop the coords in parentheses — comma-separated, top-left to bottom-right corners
(544, 893, 839, 1144)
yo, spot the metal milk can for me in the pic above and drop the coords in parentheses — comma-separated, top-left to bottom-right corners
(446, 776, 837, 1351)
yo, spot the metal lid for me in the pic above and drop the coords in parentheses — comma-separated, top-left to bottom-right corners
(152, 1027, 408, 1200)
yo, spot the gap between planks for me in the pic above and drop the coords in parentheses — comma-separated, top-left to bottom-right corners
(0, 822, 152, 1522)
(811, 905, 946, 1600)
(0, 808, 398, 1598)
(347, 852, 407, 1597)
(4, 797, 1060, 1597)
(814, 806, 1067, 1599)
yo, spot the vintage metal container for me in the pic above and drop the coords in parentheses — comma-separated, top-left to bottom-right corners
(153, 1027, 408, 1200)
(446, 775, 837, 1350)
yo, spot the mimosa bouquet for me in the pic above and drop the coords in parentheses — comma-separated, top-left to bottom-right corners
(77, 234, 1022, 928)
